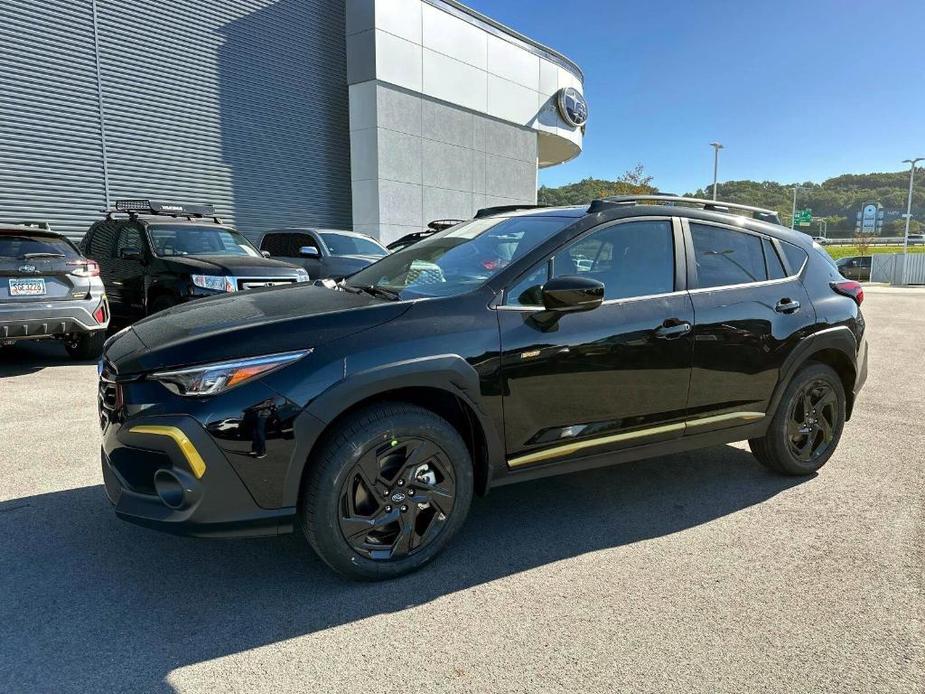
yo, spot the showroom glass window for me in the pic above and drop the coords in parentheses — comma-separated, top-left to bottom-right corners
(689, 223, 768, 288)
(506, 220, 675, 306)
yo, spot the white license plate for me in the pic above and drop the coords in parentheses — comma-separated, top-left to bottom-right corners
(9, 278, 46, 296)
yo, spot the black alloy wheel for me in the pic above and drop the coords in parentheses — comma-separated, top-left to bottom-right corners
(787, 379, 838, 462)
(749, 362, 846, 476)
(338, 436, 456, 560)
(301, 402, 473, 580)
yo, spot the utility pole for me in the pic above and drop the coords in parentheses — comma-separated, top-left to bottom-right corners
(901, 157, 923, 285)
(710, 142, 724, 200)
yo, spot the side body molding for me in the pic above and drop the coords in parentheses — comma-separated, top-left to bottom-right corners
(280, 354, 505, 506)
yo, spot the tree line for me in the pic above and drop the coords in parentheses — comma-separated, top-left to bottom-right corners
(538, 166, 925, 236)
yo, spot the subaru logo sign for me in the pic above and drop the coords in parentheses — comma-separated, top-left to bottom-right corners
(19, 265, 37, 274)
(556, 87, 588, 128)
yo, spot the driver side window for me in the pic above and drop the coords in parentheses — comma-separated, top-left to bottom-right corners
(505, 220, 675, 306)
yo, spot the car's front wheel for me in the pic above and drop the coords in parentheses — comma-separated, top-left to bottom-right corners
(300, 402, 473, 580)
(749, 362, 846, 475)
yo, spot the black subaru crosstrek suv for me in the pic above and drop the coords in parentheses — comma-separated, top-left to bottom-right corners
(80, 200, 309, 323)
(98, 196, 867, 580)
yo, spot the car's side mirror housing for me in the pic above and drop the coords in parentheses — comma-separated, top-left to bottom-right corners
(542, 276, 605, 313)
(261, 250, 271, 258)
(299, 246, 320, 258)
(119, 247, 143, 261)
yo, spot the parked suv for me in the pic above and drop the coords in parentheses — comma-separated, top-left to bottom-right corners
(246, 228, 388, 280)
(98, 196, 867, 580)
(1, 223, 109, 358)
(836, 255, 872, 281)
(81, 200, 309, 322)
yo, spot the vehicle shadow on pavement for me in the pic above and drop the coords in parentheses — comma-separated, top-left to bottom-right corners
(0, 447, 808, 692)
(0, 341, 96, 376)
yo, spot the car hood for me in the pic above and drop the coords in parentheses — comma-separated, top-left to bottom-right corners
(104, 284, 410, 374)
(162, 255, 300, 275)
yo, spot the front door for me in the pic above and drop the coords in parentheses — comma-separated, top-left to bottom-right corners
(684, 221, 816, 433)
(498, 218, 694, 468)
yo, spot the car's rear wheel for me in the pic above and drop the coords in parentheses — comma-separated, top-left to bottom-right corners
(64, 331, 106, 360)
(300, 402, 473, 580)
(749, 362, 845, 475)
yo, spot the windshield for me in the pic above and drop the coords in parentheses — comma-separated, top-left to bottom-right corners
(148, 225, 261, 258)
(345, 215, 574, 299)
(0, 234, 79, 259)
(320, 232, 387, 257)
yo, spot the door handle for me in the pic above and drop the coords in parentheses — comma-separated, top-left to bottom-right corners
(654, 319, 692, 339)
(775, 298, 801, 314)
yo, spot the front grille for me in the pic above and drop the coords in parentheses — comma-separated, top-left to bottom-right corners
(236, 278, 296, 291)
(98, 364, 119, 430)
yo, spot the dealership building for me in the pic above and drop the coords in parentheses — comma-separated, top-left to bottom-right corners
(0, 0, 585, 243)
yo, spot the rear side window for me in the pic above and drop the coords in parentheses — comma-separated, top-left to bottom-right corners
(690, 223, 767, 288)
(763, 239, 787, 280)
(780, 242, 808, 274)
(116, 224, 145, 256)
(0, 233, 80, 259)
(87, 222, 119, 259)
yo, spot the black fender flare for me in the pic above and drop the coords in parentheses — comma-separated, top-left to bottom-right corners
(280, 354, 505, 507)
(767, 325, 859, 420)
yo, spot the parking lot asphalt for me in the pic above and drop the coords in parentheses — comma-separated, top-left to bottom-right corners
(0, 286, 922, 693)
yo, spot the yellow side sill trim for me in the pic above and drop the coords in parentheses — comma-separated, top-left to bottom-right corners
(129, 425, 207, 479)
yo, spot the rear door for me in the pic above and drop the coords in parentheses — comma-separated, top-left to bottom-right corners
(110, 222, 149, 316)
(0, 232, 87, 304)
(683, 220, 815, 432)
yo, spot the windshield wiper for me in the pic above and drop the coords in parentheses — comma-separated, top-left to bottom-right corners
(22, 252, 65, 259)
(353, 285, 401, 301)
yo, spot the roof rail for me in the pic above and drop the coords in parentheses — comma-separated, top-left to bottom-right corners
(589, 195, 780, 223)
(474, 204, 548, 219)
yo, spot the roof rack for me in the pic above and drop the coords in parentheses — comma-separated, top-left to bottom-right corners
(589, 195, 780, 223)
(474, 204, 548, 219)
(104, 199, 220, 221)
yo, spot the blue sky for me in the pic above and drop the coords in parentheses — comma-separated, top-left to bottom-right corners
(465, 0, 925, 193)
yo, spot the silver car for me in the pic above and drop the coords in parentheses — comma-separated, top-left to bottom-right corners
(0, 224, 110, 359)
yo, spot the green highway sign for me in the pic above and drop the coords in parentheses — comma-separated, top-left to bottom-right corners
(795, 209, 812, 226)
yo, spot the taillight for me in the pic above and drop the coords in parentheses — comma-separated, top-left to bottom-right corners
(68, 259, 100, 277)
(93, 302, 107, 324)
(831, 280, 864, 306)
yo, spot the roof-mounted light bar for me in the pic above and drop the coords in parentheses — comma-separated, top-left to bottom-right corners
(112, 200, 216, 218)
(589, 195, 781, 223)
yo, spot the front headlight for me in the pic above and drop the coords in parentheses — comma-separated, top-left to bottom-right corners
(151, 350, 311, 396)
(192, 274, 235, 292)
(295, 269, 310, 283)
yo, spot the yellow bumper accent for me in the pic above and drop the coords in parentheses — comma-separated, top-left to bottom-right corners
(129, 425, 207, 479)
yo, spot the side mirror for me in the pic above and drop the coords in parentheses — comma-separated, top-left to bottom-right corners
(261, 250, 271, 258)
(299, 246, 320, 258)
(119, 247, 143, 261)
(542, 276, 605, 313)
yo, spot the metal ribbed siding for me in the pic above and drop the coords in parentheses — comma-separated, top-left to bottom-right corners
(96, 0, 352, 234)
(0, 1, 107, 240)
(0, 0, 351, 240)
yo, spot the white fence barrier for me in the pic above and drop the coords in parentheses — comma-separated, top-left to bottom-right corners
(869, 253, 925, 285)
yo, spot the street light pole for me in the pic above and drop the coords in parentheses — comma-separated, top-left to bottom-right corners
(710, 142, 723, 200)
(791, 186, 800, 230)
(901, 157, 923, 285)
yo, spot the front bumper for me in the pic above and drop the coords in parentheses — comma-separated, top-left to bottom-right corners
(0, 296, 108, 342)
(101, 414, 294, 537)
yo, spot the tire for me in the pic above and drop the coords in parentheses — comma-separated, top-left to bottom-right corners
(65, 331, 106, 360)
(749, 362, 846, 475)
(149, 295, 177, 315)
(300, 402, 474, 581)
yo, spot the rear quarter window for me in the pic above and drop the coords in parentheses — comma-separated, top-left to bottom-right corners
(780, 241, 809, 274)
